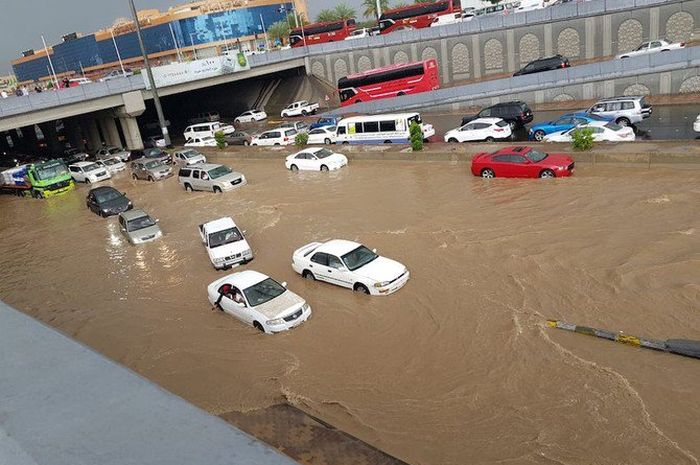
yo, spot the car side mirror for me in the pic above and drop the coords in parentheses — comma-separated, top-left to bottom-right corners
(372, 248, 377, 253)
(242, 230, 247, 235)
(122, 192, 127, 196)
(155, 219, 160, 223)
(281, 282, 287, 288)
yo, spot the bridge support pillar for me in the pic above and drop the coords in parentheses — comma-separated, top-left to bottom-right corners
(83, 117, 103, 153)
(65, 118, 86, 151)
(100, 115, 122, 148)
(119, 116, 144, 151)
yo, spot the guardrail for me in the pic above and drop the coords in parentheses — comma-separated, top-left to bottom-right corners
(327, 46, 700, 115)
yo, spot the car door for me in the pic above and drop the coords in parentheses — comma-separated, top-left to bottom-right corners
(86, 192, 97, 212)
(460, 123, 477, 141)
(326, 255, 353, 288)
(474, 122, 492, 140)
(307, 129, 322, 144)
(69, 166, 82, 182)
(218, 286, 254, 325)
(309, 252, 331, 283)
(552, 117, 573, 134)
(190, 169, 204, 190)
(305, 153, 319, 170)
(490, 155, 513, 177)
(590, 126, 606, 141)
(515, 155, 539, 177)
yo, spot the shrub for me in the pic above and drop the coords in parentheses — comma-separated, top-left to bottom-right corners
(214, 131, 226, 150)
(409, 121, 424, 151)
(571, 127, 594, 151)
(295, 132, 309, 147)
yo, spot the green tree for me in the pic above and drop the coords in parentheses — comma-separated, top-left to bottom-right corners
(571, 127, 594, 151)
(316, 9, 338, 22)
(409, 121, 424, 151)
(362, 0, 390, 19)
(214, 131, 226, 150)
(267, 20, 290, 43)
(295, 132, 309, 147)
(334, 3, 357, 20)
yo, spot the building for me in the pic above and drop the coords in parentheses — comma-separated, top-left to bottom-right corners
(11, 0, 306, 84)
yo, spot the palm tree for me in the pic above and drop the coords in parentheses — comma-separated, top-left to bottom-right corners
(316, 9, 338, 22)
(362, 0, 390, 19)
(333, 3, 357, 20)
(267, 20, 290, 44)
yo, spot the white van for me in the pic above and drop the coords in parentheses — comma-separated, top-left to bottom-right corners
(183, 122, 235, 140)
(335, 113, 435, 144)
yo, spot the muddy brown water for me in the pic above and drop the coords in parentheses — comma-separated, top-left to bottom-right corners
(1, 158, 699, 465)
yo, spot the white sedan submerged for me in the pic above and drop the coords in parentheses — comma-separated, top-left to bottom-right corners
(285, 147, 348, 171)
(544, 121, 635, 142)
(292, 239, 409, 295)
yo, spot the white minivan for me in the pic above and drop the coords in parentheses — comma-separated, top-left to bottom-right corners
(335, 113, 435, 144)
(183, 122, 235, 141)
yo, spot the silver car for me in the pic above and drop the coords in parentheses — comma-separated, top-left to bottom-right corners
(131, 159, 173, 182)
(118, 209, 162, 244)
(587, 96, 652, 126)
(173, 149, 207, 166)
(177, 163, 247, 193)
(96, 146, 131, 162)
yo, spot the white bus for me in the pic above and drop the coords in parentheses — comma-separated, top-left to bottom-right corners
(335, 113, 435, 144)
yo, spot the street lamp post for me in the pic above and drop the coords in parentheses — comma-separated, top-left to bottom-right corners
(110, 29, 127, 76)
(128, 0, 170, 146)
(41, 35, 59, 89)
(189, 33, 199, 60)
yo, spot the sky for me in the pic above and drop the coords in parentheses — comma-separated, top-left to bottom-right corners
(0, 0, 366, 75)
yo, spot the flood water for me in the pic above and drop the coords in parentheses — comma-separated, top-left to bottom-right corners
(1, 158, 699, 465)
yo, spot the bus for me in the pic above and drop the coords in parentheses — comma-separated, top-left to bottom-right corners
(289, 19, 357, 48)
(378, 0, 459, 35)
(337, 59, 440, 107)
(335, 113, 436, 144)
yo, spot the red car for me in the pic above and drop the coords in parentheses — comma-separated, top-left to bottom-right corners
(471, 146, 575, 179)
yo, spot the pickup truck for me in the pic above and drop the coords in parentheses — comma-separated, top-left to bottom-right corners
(198, 217, 254, 270)
(281, 100, 320, 118)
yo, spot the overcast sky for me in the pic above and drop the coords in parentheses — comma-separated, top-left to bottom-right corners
(0, 0, 365, 75)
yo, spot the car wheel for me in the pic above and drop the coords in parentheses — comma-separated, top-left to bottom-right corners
(533, 130, 546, 141)
(274, 143, 280, 146)
(342, 141, 349, 145)
(620, 55, 628, 59)
(85, 178, 91, 184)
(290, 164, 299, 171)
(447, 138, 458, 143)
(508, 121, 517, 131)
(324, 138, 331, 145)
(485, 136, 495, 142)
(320, 165, 329, 172)
(302, 110, 308, 116)
(383, 140, 392, 144)
(213, 186, 222, 193)
(354, 283, 370, 295)
(540, 169, 555, 179)
(33, 190, 43, 199)
(616, 117, 631, 127)
(397, 91, 405, 96)
(253, 321, 266, 333)
(184, 183, 193, 191)
(148, 176, 154, 182)
(243, 141, 249, 146)
(302, 270, 315, 281)
(481, 168, 495, 178)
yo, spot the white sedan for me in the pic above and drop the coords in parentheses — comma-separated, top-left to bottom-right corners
(694, 114, 700, 133)
(96, 157, 126, 175)
(307, 126, 337, 145)
(291, 239, 409, 295)
(207, 270, 311, 334)
(185, 136, 219, 147)
(544, 121, 635, 142)
(616, 40, 685, 59)
(430, 12, 463, 27)
(345, 28, 371, 40)
(285, 147, 348, 171)
(444, 117, 512, 143)
(235, 109, 267, 124)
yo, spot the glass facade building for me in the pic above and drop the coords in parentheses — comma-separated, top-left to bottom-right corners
(12, 2, 295, 83)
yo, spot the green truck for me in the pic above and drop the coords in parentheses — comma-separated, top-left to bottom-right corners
(0, 159, 74, 198)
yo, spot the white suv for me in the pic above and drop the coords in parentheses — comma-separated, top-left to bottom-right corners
(68, 161, 111, 184)
(587, 96, 652, 126)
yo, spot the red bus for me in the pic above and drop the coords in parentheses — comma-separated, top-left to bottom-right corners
(337, 59, 440, 107)
(378, 0, 459, 34)
(289, 19, 356, 48)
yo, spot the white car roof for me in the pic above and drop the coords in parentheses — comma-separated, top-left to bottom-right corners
(580, 121, 610, 128)
(205, 216, 237, 231)
(223, 270, 269, 290)
(71, 161, 96, 167)
(469, 117, 503, 124)
(318, 239, 361, 256)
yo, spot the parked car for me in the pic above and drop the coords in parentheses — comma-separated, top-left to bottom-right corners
(234, 109, 267, 123)
(63, 148, 89, 162)
(471, 146, 575, 179)
(177, 163, 246, 193)
(586, 96, 651, 126)
(616, 40, 686, 59)
(66, 77, 92, 87)
(306, 126, 337, 145)
(86, 186, 132, 217)
(69, 161, 111, 184)
(134, 148, 171, 165)
(199, 216, 254, 269)
(225, 131, 253, 146)
(309, 116, 341, 130)
(188, 112, 220, 124)
(99, 70, 133, 82)
(95, 157, 126, 175)
(344, 28, 371, 40)
(513, 55, 570, 76)
(285, 147, 348, 171)
(281, 100, 319, 117)
(430, 12, 463, 27)
(292, 239, 409, 295)
(185, 136, 219, 148)
(250, 129, 297, 146)
(543, 121, 635, 142)
(207, 270, 311, 334)
(444, 118, 512, 143)
(118, 209, 162, 244)
(462, 101, 534, 130)
(172, 149, 206, 167)
(183, 122, 234, 141)
(131, 159, 173, 182)
(694, 114, 700, 133)
(144, 135, 167, 149)
(95, 145, 131, 162)
(528, 112, 611, 141)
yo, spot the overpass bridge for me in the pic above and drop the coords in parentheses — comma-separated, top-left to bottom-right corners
(0, 0, 697, 151)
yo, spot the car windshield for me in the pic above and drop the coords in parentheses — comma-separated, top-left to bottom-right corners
(342, 245, 378, 271)
(181, 150, 200, 158)
(243, 278, 286, 307)
(34, 162, 68, 181)
(83, 163, 99, 172)
(108, 148, 121, 154)
(526, 149, 548, 162)
(145, 160, 164, 170)
(635, 43, 649, 51)
(208, 226, 243, 248)
(127, 215, 156, 232)
(145, 149, 164, 158)
(103, 158, 120, 166)
(587, 114, 608, 121)
(314, 149, 334, 159)
(605, 122, 623, 131)
(207, 165, 232, 179)
(327, 126, 336, 132)
(95, 189, 122, 203)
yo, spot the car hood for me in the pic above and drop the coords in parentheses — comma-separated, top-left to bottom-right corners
(147, 165, 172, 174)
(128, 224, 161, 240)
(207, 239, 250, 261)
(212, 172, 244, 183)
(354, 256, 406, 282)
(253, 290, 306, 319)
(322, 154, 347, 164)
(100, 196, 130, 211)
(540, 153, 574, 166)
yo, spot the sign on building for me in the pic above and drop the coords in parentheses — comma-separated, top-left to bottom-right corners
(142, 53, 250, 89)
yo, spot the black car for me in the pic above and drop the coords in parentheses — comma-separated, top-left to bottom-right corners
(225, 131, 253, 146)
(86, 186, 132, 217)
(461, 101, 534, 129)
(513, 55, 570, 76)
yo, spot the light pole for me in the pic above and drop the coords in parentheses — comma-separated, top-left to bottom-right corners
(189, 33, 199, 60)
(110, 29, 127, 76)
(259, 14, 269, 50)
(169, 23, 183, 62)
(375, 0, 382, 20)
(41, 35, 59, 89)
(128, 0, 170, 146)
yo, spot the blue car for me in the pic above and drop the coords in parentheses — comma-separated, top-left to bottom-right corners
(528, 112, 611, 141)
(309, 116, 341, 130)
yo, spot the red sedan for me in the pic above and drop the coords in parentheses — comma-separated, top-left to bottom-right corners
(471, 146, 575, 179)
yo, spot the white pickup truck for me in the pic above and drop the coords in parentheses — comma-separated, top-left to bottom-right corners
(281, 100, 320, 118)
(198, 217, 254, 270)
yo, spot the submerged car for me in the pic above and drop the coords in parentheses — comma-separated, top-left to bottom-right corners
(118, 209, 162, 244)
(285, 148, 347, 172)
(86, 186, 132, 217)
(177, 163, 246, 193)
(172, 149, 207, 166)
(96, 157, 126, 175)
(95, 146, 131, 162)
(291, 239, 409, 295)
(543, 121, 635, 143)
(225, 131, 253, 146)
(69, 161, 111, 184)
(471, 146, 575, 179)
(528, 112, 610, 141)
(131, 159, 173, 182)
(207, 270, 312, 334)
